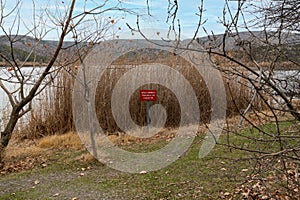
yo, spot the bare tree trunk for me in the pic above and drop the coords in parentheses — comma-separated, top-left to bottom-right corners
(0, 108, 19, 163)
(0, 0, 76, 165)
(0, 0, 128, 166)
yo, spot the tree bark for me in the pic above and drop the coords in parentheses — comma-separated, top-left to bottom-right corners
(0, 107, 20, 164)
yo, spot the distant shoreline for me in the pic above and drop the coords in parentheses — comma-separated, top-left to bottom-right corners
(0, 61, 299, 70)
(0, 62, 48, 67)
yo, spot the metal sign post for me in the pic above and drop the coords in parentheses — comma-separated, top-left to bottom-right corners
(146, 101, 150, 132)
(140, 90, 157, 132)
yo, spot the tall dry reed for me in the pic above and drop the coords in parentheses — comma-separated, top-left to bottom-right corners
(16, 67, 75, 139)
(14, 48, 266, 138)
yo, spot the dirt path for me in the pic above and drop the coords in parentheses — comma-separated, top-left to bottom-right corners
(0, 165, 127, 199)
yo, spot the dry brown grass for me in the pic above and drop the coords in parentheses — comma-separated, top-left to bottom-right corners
(107, 133, 138, 145)
(3, 131, 83, 161)
(73, 152, 97, 162)
(4, 146, 45, 161)
(1, 132, 86, 174)
(38, 131, 83, 150)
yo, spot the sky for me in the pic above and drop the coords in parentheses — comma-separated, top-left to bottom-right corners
(0, 0, 260, 40)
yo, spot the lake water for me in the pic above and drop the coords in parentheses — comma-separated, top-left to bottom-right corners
(0, 66, 49, 129)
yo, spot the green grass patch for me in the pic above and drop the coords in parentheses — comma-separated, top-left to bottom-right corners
(1, 121, 298, 199)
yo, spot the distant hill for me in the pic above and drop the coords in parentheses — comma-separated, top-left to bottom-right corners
(0, 35, 74, 64)
(195, 31, 300, 49)
(195, 31, 300, 65)
(0, 31, 299, 66)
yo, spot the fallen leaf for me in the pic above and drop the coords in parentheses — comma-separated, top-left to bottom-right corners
(41, 163, 47, 167)
(224, 192, 230, 196)
(53, 193, 60, 197)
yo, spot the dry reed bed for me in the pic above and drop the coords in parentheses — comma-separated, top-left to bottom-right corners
(14, 49, 265, 139)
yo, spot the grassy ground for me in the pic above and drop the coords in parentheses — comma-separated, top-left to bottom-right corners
(0, 132, 252, 200)
(0, 121, 298, 200)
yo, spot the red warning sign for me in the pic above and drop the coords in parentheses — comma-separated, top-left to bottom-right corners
(140, 90, 157, 101)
